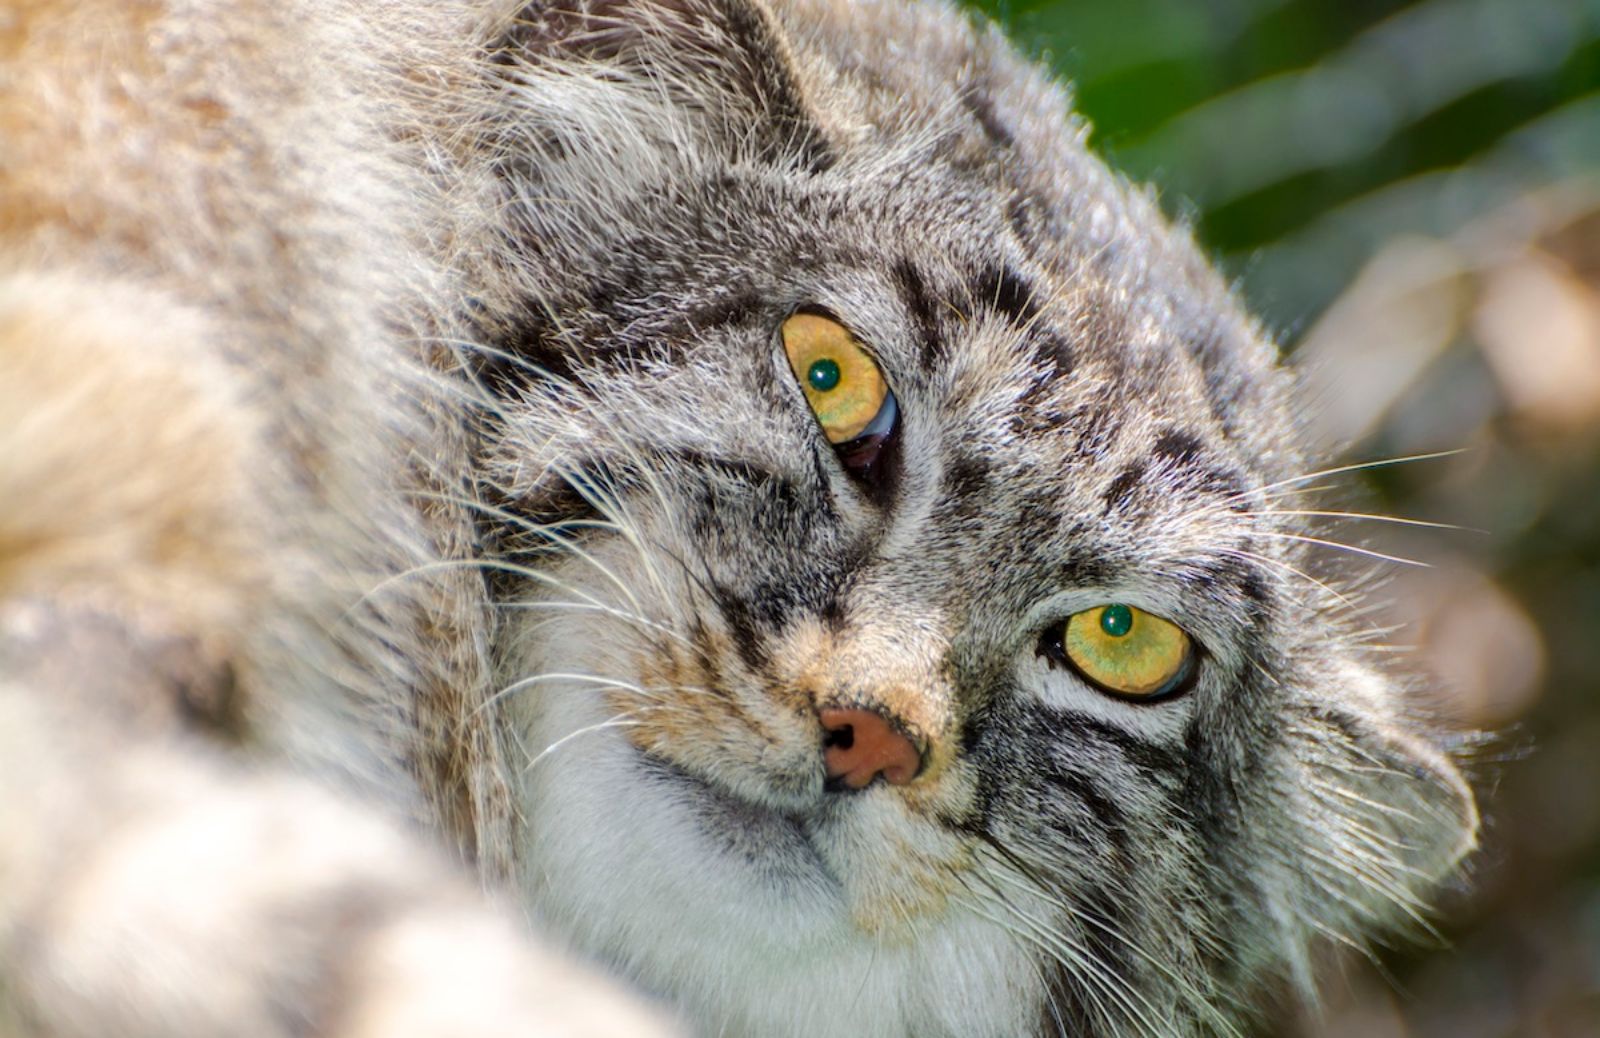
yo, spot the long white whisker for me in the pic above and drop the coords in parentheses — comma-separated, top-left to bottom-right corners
(1224, 449, 1467, 507)
(1241, 509, 1468, 532)
(980, 862, 1241, 1037)
(1212, 546, 1364, 617)
(478, 671, 685, 716)
(555, 461, 679, 609)
(519, 707, 671, 772)
(1250, 531, 1430, 569)
(418, 488, 649, 614)
(497, 597, 693, 649)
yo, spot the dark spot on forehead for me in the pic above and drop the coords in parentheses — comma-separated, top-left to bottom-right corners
(893, 258, 942, 368)
(1005, 193, 1041, 248)
(959, 83, 1015, 149)
(1034, 330, 1074, 380)
(1047, 544, 1118, 593)
(970, 264, 1041, 329)
(1190, 557, 1275, 625)
(1152, 427, 1205, 466)
(1102, 461, 1145, 515)
(1149, 425, 1250, 505)
(1238, 570, 1269, 605)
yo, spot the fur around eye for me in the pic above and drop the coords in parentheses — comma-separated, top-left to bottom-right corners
(780, 312, 897, 466)
(1046, 604, 1197, 700)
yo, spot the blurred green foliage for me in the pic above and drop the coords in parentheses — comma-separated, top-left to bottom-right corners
(969, 0, 1600, 332)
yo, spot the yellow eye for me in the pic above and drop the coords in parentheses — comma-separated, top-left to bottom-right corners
(1060, 604, 1196, 700)
(781, 312, 890, 444)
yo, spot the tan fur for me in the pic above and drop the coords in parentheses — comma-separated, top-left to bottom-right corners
(0, 0, 671, 1032)
(0, 275, 260, 635)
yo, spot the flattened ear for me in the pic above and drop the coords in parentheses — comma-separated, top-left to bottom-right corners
(1349, 715, 1479, 883)
(503, 0, 833, 169)
(1292, 659, 1479, 933)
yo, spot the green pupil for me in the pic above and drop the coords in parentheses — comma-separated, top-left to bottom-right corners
(1099, 604, 1134, 638)
(807, 358, 842, 392)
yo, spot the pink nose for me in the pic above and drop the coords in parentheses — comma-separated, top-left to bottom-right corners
(819, 707, 922, 790)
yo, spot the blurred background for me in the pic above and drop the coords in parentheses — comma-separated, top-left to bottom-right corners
(961, 0, 1600, 1034)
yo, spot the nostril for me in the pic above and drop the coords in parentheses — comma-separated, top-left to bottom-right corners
(821, 723, 855, 751)
(818, 707, 922, 791)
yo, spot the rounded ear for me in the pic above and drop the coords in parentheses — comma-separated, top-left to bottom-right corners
(501, 0, 834, 169)
(1283, 658, 1479, 938)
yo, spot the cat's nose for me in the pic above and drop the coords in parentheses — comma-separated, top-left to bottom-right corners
(819, 707, 923, 790)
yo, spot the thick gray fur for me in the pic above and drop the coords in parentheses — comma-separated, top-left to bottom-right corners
(488, 1, 1476, 1034)
(0, 0, 1476, 1036)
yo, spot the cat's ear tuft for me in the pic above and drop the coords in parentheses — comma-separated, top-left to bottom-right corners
(502, 0, 834, 170)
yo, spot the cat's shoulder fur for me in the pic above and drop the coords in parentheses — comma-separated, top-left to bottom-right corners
(0, 1, 654, 1032)
(0, 1, 1475, 1035)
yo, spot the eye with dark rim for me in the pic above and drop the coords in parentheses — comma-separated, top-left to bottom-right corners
(1037, 603, 1200, 703)
(781, 309, 898, 484)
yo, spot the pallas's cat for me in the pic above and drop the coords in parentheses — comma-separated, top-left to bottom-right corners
(0, 0, 1476, 1035)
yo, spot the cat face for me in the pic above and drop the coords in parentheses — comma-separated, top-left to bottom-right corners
(482, 1, 1477, 1034)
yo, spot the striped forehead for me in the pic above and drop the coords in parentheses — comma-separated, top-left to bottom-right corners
(887, 253, 1245, 478)
(876, 254, 1266, 595)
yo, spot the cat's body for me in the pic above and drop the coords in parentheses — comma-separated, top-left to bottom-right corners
(0, 1, 1476, 1036)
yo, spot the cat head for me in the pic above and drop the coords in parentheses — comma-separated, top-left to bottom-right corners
(477, 1, 1478, 1033)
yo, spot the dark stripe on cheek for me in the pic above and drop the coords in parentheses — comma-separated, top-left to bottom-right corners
(1180, 715, 1252, 928)
(486, 317, 576, 390)
(1041, 766, 1127, 851)
(685, 290, 767, 333)
(710, 585, 773, 675)
(1046, 709, 1186, 777)
(488, 285, 765, 395)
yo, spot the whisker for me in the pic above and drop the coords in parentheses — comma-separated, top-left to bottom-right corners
(966, 838, 1198, 1038)
(1241, 509, 1470, 532)
(1212, 546, 1367, 618)
(417, 489, 648, 613)
(555, 462, 677, 603)
(1224, 449, 1467, 508)
(519, 704, 685, 773)
(477, 671, 685, 716)
(1250, 531, 1431, 569)
(953, 890, 1132, 1034)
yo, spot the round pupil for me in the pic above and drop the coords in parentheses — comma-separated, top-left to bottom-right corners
(1099, 604, 1135, 638)
(807, 358, 842, 392)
